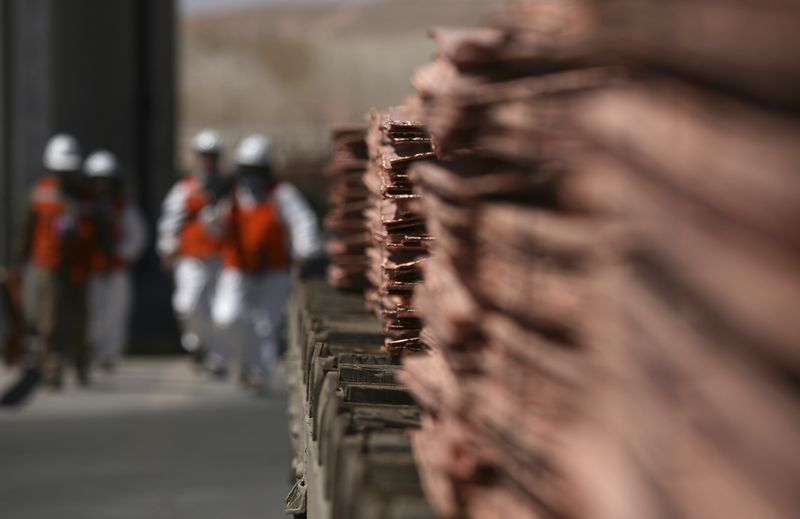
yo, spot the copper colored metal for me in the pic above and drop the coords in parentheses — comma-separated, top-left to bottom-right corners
(363, 108, 436, 355)
(325, 125, 371, 291)
(392, 1, 800, 519)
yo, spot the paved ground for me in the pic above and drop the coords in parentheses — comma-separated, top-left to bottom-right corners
(0, 358, 292, 519)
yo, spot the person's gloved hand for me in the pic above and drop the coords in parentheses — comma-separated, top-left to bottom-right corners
(161, 252, 179, 272)
(296, 255, 328, 279)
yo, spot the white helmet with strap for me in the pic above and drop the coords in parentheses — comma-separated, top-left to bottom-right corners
(84, 150, 119, 178)
(192, 129, 223, 155)
(235, 134, 272, 168)
(43, 134, 82, 172)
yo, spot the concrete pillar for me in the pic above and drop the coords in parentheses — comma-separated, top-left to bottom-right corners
(135, 0, 177, 218)
(127, 0, 179, 352)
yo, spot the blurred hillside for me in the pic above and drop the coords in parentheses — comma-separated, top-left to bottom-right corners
(179, 0, 496, 201)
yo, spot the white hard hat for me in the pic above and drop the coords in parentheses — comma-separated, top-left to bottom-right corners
(43, 134, 82, 172)
(192, 129, 222, 154)
(235, 134, 272, 167)
(84, 150, 118, 178)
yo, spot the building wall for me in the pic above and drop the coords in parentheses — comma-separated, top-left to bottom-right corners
(0, 0, 7, 264)
(3, 0, 53, 265)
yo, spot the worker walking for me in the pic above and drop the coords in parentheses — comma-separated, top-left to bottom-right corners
(157, 129, 226, 366)
(212, 134, 320, 391)
(16, 134, 100, 388)
(85, 151, 148, 372)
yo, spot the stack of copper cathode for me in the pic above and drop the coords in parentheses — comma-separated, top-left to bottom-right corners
(394, 0, 800, 518)
(324, 125, 371, 290)
(364, 106, 436, 354)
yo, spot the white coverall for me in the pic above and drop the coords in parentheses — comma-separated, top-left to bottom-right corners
(157, 177, 222, 358)
(88, 204, 148, 366)
(211, 182, 320, 383)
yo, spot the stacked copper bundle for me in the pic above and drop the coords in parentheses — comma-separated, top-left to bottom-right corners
(398, 1, 800, 518)
(324, 125, 371, 290)
(400, 6, 614, 516)
(364, 107, 436, 354)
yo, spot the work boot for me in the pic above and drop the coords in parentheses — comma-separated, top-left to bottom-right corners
(44, 377, 63, 391)
(99, 360, 116, 374)
(191, 348, 207, 369)
(247, 377, 267, 395)
(0, 367, 42, 407)
(77, 367, 91, 388)
(243, 370, 268, 395)
(76, 354, 91, 387)
(42, 354, 64, 390)
(206, 363, 228, 380)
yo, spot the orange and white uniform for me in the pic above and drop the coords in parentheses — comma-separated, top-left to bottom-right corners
(27, 175, 96, 284)
(157, 173, 222, 353)
(21, 173, 97, 385)
(211, 180, 320, 381)
(88, 198, 147, 366)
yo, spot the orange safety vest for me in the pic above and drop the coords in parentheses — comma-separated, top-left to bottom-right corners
(29, 175, 95, 283)
(221, 185, 291, 273)
(178, 175, 221, 259)
(91, 198, 126, 272)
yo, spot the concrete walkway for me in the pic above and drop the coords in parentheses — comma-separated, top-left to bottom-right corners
(0, 358, 292, 519)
